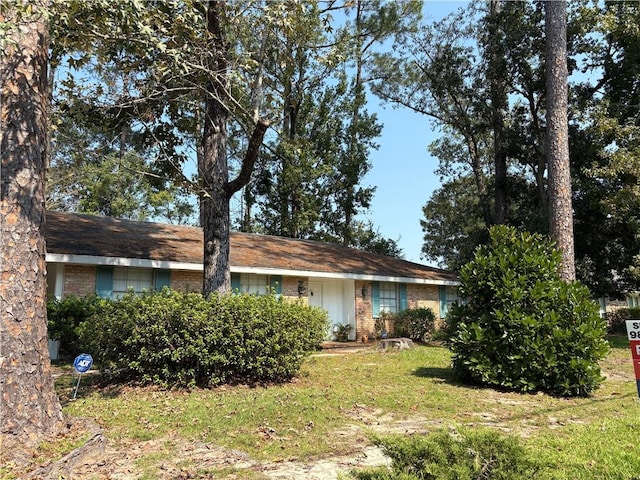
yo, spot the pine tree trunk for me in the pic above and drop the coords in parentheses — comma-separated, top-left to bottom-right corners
(0, 0, 64, 456)
(489, 0, 508, 225)
(545, 0, 575, 281)
(199, 1, 268, 295)
(201, 0, 231, 295)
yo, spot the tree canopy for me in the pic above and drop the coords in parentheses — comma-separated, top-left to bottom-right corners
(38, 0, 640, 293)
(374, 0, 639, 296)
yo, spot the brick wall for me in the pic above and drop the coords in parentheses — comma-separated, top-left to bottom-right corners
(282, 276, 308, 303)
(63, 265, 97, 298)
(353, 282, 442, 341)
(408, 284, 440, 315)
(170, 270, 203, 293)
(355, 280, 374, 341)
(60, 264, 449, 340)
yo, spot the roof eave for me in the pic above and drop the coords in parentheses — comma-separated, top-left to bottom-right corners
(46, 253, 460, 286)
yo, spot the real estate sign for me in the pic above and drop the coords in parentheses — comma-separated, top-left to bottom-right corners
(625, 320, 640, 398)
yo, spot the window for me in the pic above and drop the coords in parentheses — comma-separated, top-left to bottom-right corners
(439, 286, 459, 319)
(231, 274, 282, 296)
(372, 282, 407, 317)
(96, 267, 171, 299)
(379, 282, 398, 314)
(240, 274, 269, 295)
(628, 294, 640, 308)
(113, 268, 153, 298)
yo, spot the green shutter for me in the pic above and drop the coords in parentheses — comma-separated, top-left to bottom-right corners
(155, 270, 171, 291)
(399, 284, 408, 312)
(439, 286, 447, 319)
(372, 282, 380, 317)
(231, 273, 241, 293)
(270, 275, 282, 295)
(96, 267, 114, 299)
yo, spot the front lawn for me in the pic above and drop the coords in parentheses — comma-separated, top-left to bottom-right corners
(8, 337, 639, 479)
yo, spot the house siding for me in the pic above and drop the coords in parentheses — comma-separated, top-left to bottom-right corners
(355, 280, 374, 340)
(63, 265, 97, 298)
(282, 276, 308, 302)
(354, 282, 443, 341)
(54, 265, 448, 342)
(407, 284, 443, 328)
(170, 270, 203, 294)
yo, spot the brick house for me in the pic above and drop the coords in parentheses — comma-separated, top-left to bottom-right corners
(45, 211, 459, 341)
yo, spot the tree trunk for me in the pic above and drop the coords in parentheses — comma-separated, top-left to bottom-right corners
(200, 0, 231, 295)
(488, 0, 508, 225)
(0, 0, 64, 457)
(199, 1, 268, 295)
(545, 0, 575, 281)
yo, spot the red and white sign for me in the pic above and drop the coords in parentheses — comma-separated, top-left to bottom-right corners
(625, 320, 640, 398)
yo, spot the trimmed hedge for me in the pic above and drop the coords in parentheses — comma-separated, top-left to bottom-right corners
(447, 226, 609, 397)
(77, 290, 329, 387)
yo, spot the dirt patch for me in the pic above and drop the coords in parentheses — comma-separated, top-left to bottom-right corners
(20, 428, 389, 480)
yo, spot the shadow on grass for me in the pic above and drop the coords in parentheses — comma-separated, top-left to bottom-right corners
(411, 366, 464, 386)
(56, 372, 125, 405)
(607, 334, 630, 350)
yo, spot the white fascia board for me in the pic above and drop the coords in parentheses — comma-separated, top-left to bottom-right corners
(231, 266, 460, 286)
(46, 254, 460, 286)
(45, 253, 202, 271)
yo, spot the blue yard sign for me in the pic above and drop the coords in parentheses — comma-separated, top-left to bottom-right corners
(73, 353, 93, 373)
(72, 353, 94, 399)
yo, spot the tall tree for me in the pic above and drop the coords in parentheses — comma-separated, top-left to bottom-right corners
(47, 74, 196, 223)
(198, 1, 269, 294)
(485, 0, 508, 224)
(0, 0, 64, 457)
(248, 1, 417, 251)
(545, 0, 575, 281)
(51, 0, 274, 295)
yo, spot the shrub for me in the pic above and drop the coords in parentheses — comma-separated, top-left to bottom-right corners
(333, 323, 353, 342)
(390, 308, 436, 342)
(47, 295, 104, 355)
(351, 428, 543, 480)
(446, 226, 609, 397)
(77, 290, 329, 387)
(607, 307, 640, 335)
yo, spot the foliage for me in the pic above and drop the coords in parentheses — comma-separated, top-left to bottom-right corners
(606, 307, 640, 335)
(376, 312, 392, 339)
(446, 225, 609, 397)
(333, 323, 353, 342)
(386, 308, 436, 342)
(76, 290, 328, 388)
(46, 296, 103, 354)
(352, 428, 543, 480)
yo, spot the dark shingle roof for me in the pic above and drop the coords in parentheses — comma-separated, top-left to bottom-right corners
(45, 211, 457, 282)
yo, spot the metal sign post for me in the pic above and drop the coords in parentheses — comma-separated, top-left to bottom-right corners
(72, 353, 94, 400)
(625, 320, 640, 399)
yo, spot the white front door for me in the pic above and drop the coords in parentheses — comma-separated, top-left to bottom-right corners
(308, 279, 356, 340)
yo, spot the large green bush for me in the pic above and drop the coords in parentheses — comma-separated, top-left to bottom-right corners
(390, 307, 436, 342)
(606, 307, 640, 335)
(77, 290, 329, 387)
(352, 428, 542, 480)
(447, 226, 609, 397)
(47, 295, 105, 355)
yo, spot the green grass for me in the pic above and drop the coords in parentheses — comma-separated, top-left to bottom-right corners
(18, 336, 640, 478)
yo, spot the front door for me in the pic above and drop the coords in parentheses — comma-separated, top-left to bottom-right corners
(308, 281, 330, 338)
(308, 279, 355, 340)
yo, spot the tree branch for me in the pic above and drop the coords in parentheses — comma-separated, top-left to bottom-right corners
(226, 118, 269, 198)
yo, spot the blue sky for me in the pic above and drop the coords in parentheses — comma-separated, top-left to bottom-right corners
(362, 1, 468, 264)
